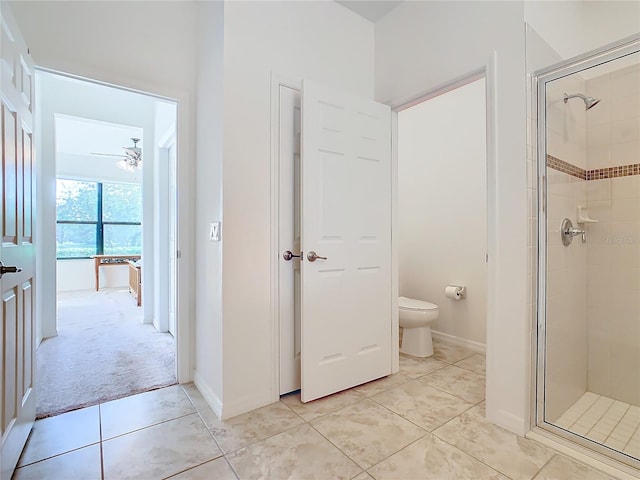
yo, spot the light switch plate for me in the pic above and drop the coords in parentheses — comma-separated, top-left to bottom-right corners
(209, 221, 221, 242)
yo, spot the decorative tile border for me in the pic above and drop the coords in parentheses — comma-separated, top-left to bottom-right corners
(546, 155, 586, 180)
(546, 155, 640, 181)
(587, 164, 640, 180)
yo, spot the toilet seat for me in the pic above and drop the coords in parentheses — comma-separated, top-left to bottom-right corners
(399, 296, 437, 311)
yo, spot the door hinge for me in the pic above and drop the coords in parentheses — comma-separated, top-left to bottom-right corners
(177, 250, 182, 259)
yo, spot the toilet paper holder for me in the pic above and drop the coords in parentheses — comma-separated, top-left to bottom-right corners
(445, 285, 466, 300)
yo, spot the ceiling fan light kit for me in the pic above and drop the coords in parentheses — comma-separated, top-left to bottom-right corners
(91, 137, 143, 172)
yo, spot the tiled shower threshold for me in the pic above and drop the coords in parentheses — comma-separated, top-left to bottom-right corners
(528, 391, 640, 479)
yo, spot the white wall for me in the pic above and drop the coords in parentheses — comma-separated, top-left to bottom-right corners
(525, 1, 640, 62)
(193, 0, 225, 412)
(214, 1, 374, 418)
(56, 259, 128, 292)
(56, 152, 143, 184)
(377, 1, 529, 435)
(398, 79, 487, 346)
(10, 0, 197, 381)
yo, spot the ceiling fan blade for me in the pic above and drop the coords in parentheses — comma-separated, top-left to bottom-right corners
(90, 152, 128, 158)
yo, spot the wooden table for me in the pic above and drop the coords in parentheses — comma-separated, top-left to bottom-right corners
(128, 260, 142, 306)
(92, 254, 141, 291)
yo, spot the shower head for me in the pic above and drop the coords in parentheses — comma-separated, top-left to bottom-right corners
(563, 92, 601, 110)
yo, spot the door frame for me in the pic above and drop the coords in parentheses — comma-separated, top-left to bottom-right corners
(35, 67, 192, 383)
(270, 73, 303, 401)
(390, 61, 498, 418)
(156, 126, 177, 334)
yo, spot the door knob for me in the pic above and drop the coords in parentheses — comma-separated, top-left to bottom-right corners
(283, 250, 302, 261)
(307, 251, 327, 262)
(0, 261, 22, 278)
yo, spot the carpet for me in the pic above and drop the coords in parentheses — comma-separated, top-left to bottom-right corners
(36, 288, 176, 418)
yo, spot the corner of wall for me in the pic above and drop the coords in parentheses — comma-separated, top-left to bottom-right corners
(193, 370, 223, 418)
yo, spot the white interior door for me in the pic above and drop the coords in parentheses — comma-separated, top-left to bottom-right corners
(300, 80, 392, 402)
(279, 86, 302, 395)
(0, 5, 36, 478)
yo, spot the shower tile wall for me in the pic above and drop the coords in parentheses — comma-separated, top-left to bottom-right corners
(585, 63, 640, 406)
(545, 75, 589, 421)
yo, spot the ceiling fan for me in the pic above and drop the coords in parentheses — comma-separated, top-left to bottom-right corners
(91, 137, 142, 172)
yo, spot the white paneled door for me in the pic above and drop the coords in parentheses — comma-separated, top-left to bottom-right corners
(0, 5, 36, 478)
(300, 81, 392, 402)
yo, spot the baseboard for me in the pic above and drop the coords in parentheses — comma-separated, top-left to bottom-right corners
(193, 370, 223, 419)
(431, 330, 486, 354)
(193, 371, 276, 420)
(220, 392, 274, 420)
(486, 408, 527, 436)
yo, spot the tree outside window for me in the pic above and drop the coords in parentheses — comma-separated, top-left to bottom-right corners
(56, 179, 142, 259)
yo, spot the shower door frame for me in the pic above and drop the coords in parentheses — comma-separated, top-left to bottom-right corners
(534, 34, 640, 471)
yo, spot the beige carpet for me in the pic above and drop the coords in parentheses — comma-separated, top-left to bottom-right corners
(36, 288, 176, 418)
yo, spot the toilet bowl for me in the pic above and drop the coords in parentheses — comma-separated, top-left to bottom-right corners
(399, 296, 439, 357)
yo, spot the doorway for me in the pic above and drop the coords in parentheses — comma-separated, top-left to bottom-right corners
(35, 70, 179, 417)
(395, 77, 488, 354)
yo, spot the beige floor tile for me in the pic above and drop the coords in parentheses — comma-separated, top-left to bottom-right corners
(13, 444, 101, 480)
(371, 380, 473, 431)
(368, 434, 507, 480)
(227, 424, 362, 480)
(354, 373, 411, 397)
(399, 354, 447, 378)
(532, 455, 616, 480)
(205, 401, 305, 454)
(181, 383, 214, 415)
(420, 365, 485, 403)
(100, 385, 196, 440)
(281, 388, 365, 421)
(102, 413, 222, 480)
(353, 473, 375, 480)
(432, 340, 476, 364)
(168, 457, 238, 480)
(454, 353, 486, 375)
(434, 406, 555, 480)
(311, 398, 426, 469)
(18, 406, 100, 466)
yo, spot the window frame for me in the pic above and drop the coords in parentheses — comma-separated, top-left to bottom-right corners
(56, 180, 142, 260)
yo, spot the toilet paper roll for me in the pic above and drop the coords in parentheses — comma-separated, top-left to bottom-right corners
(445, 285, 464, 300)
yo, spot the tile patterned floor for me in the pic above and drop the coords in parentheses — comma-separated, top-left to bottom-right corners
(14, 339, 623, 480)
(555, 391, 640, 459)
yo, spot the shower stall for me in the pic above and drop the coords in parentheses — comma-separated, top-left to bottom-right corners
(535, 36, 640, 470)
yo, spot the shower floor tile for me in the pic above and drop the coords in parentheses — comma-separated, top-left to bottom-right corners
(555, 392, 640, 459)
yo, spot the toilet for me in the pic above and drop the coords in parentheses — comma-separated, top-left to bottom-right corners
(399, 296, 439, 357)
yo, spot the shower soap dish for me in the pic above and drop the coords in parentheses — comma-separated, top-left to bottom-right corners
(577, 206, 598, 224)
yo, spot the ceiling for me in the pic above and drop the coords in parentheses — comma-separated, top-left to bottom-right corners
(335, 1, 402, 23)
(55, 114, 143, 157)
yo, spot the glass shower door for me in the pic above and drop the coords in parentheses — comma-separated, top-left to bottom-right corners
(537, 41, 640, 469)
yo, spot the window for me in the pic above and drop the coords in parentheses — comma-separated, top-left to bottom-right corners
(56, 179, 142, 259)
